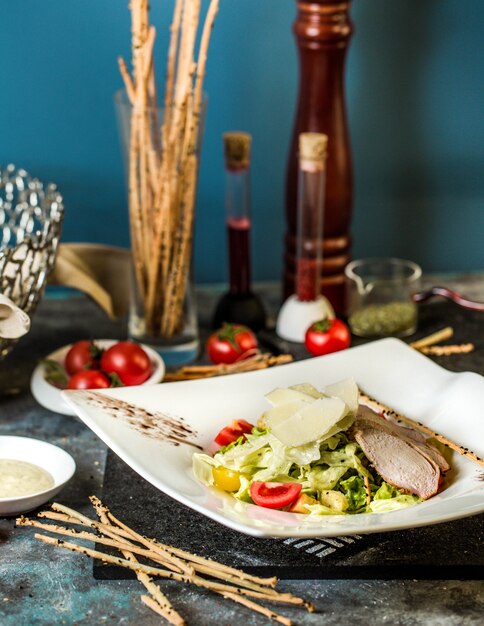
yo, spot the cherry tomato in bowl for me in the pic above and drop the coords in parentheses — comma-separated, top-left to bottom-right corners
(100, 341, 152, 386)
(249, 482, 302, 509)
(64, 340, 102, 376)
(304, 318, 351, 356)
(207, 323, 258, 365)
(32, 340, 164, 417)
(67, 370, 111, 390)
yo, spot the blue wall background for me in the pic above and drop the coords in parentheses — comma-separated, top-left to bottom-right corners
(1, 1, 483, 283)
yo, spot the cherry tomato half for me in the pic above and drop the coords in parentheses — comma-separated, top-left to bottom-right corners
(67, 370, 111, 390)
(64, 340, 102, 376)
(206, 323, 258, 365)
(304, 318, 351, 357)
(249, 482, 302, 509)
(100, 341, 152, 386)
(214, 419, 255, 447)
(235, 420, 255, 434)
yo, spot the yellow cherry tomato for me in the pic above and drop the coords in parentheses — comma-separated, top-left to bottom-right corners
(212, 466, 242, 492)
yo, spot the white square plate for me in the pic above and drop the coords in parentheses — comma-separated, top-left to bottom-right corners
(62, 338, 484, 538)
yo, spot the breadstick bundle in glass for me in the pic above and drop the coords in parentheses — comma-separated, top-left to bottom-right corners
(116, 0, 219, 363)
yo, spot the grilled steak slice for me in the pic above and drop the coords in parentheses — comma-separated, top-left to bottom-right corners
(356, 404, 450, 473)
(353, 423, 441, 499)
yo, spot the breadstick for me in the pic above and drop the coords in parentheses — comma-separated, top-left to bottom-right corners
(419, 343, 474, 356)
(359, 393, 484, 468)
(410, 327, 453, 350)
(89, 497, 186, 626)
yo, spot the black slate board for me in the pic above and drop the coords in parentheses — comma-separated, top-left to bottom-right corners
(95, 450, 484, 580)
(94, 301, 484, 580)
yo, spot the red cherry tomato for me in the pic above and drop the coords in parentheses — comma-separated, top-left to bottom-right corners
(64, 340, 101, 376)
(304, 318, 351, 357)
(250, 482, 302, 509)
(235, 420, 255, 434)
(207, 323, 258, 365)
(214, 420, 255, 447)
(214, 426, 244, 447)
(67, 370, 111, 390)
(100, 341, 152, 386)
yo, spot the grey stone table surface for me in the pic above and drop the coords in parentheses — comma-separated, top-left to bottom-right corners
(1, 275, 484, 626)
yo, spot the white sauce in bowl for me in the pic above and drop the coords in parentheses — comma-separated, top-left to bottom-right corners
(0, 459, 54, 498)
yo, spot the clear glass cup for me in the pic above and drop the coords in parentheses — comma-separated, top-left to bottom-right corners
(345, 258, 422, 338)
(115, 90, 205, 366)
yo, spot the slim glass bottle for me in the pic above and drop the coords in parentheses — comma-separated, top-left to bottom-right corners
(276, 132, 334, 341)
(295, 132, 327, 302)
(212, 132, 266, 331)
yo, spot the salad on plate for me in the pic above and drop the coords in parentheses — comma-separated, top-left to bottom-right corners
(193, 379, 450, 515)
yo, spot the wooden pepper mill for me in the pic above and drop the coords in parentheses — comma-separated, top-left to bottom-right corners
(284, 0, 354, 315)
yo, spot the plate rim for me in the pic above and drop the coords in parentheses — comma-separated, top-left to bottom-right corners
(61, 337, 484, 538)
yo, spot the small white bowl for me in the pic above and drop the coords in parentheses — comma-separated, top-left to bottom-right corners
(30, 339, 165, 416)
(0, 436, 76, 516)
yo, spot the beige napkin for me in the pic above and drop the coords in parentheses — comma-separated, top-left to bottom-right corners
(49, 243, 132, 320)
(0, 294, 31, 339)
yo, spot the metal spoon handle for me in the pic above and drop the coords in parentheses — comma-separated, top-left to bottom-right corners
(413, 286, 484, 312)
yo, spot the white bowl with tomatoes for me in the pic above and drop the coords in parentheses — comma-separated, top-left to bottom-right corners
(30, 339, 165, 416)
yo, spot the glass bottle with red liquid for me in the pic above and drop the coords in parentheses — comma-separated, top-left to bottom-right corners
(212, 132, 266, 331)
(296, 133, 326, 301)
(276, 132, 334, 341)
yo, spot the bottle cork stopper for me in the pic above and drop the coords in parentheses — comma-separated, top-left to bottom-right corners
(299, 133, 328, 170)
(223, 132, 252, 170)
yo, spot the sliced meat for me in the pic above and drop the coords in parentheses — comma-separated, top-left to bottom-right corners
(410, 440, 450, 473)
(356, 404, 450, 473)
(353, 423, 441, 499)
(393, 425, 427, 445)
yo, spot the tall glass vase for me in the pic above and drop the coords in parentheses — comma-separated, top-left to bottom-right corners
(115, 89, 204, 366)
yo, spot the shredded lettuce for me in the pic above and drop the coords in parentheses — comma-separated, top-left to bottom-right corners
(234, 475, 253, 503)
(305, 466, 348, 491)
(367, 482, 421, 512)
(285, 440, 322, 466)
(193, 380, 423, 516)
(339, 475, 368, 512)
(368, 494, 421, 513)
(218, 436, 245, 455)
(305, 503, 344, 516)
(374, 482, 399, 500)
(318, 443, 360, 468)
(192, 453, 217, 486)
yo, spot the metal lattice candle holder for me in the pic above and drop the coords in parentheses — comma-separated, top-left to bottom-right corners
(0, 165, 64, 358)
